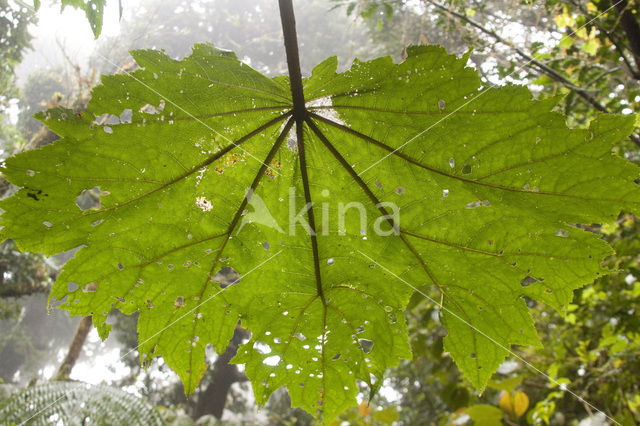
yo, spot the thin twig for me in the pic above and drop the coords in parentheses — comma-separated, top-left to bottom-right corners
(570, 0, 640, 79)
(426, 1, 607, 110)
(425, 0, 640, 148)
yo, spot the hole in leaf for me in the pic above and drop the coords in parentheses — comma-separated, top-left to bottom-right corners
(465, 200, 490, 209)
(119, 108, 133, 123)
(358, 339, 374, 354)
(83, 282, 98, 292)
(254, 341, 272, 354)
(211, 266, 240, 288)
(76, 187, 110, 211)
(520, 276, 538, 287)
(263, 355, 280, 366)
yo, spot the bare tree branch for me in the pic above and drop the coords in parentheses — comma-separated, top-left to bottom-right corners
(425, 0, 640, 148)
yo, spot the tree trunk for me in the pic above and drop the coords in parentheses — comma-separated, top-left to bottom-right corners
(194, 324, 247, 419)
(614, 0, 640, 70)
(55, 316, 92, 380)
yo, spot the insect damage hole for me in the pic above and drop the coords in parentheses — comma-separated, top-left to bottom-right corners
(212, 266, 240, 288)
(83, 282, 98, 292)
(520, 275, 543, 287)
(263, 355, 281, 366)
(76, 187, 110, 210)
(358, 339, 374, 354)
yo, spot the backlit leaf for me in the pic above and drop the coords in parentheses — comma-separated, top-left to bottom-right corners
(1, 43, 637, 421)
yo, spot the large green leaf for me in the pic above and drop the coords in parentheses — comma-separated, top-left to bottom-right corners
(0, 43, 637, 421)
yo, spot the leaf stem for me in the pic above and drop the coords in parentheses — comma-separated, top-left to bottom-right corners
(278, 0, 307, 123)
(279, 0, 326, 305)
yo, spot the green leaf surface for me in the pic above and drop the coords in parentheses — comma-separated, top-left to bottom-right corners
(466, 404, 504, 426)
(0, 43, 637, 421)
(372, 406, 399, 423)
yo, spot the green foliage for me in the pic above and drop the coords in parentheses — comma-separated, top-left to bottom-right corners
(0, 119, 26, 158)
(531, 0, 640, 124)
(342, 0, 640, 133)
(0, 41, 637, 421)
(0, 240, 52, 299)
(0, 381, 163, 425)
(467, 404, 503, 426)
(0, 0, 36, 110)
(16, 69, 67, 140)
(523, 215, 640, 424)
